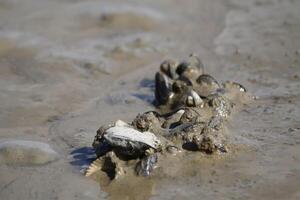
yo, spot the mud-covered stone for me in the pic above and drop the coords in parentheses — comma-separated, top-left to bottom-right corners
(207, 94, 233, 118)
(0, 140, 59, 165)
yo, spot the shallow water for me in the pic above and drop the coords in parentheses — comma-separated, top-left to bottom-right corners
(0, 0, 300, 199)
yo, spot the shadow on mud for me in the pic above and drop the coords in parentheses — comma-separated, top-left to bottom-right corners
(131, 78, 156, 105)
(131, 93, 155, 104)
(69, 147, 96, 168)
(139, 78, 155, 89)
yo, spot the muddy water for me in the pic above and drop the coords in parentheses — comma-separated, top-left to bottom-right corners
(0, 0, 300, 199)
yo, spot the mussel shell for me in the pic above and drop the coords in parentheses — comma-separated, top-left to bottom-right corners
(176, 62, 189, 76)
(187, 54, 204, 71)
(160, 59, 178, 79)
(195, 74, 220, 97)
(172, 80, 191, 94)
(177, 75, 193, 86)
(94, 139, 113, 157)
(185, 90, 203, 107)
(180, 68, 202, 84)
(155, 72, 173, 105)
(166, 80, 191, 110)
(176, 54, 204, 76)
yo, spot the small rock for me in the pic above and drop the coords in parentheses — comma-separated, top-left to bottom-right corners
(0, 140, 59, 165)
(166, 145, 181, 155)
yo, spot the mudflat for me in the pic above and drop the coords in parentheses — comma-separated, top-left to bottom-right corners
(0, 0, 299, 200)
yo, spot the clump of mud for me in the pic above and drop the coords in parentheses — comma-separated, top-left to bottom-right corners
(86, 54, 252, 181)
(0, 140, 59, 165)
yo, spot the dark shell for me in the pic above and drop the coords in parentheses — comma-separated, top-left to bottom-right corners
(159, 80, 190, 110)
(113, 145, 150, 159)
(177, 75, 194, 86)
(160, 59, 178, 79)
(172, 80, 190, 94)
(176, 54, 204, 76)
(155, 72, 173, 105)
(93, 125, 115, 157)
(94, 139, 113, 157)
(176, 62, 189, 76)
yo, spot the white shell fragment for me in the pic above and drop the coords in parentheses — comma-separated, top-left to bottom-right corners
(115, 120, 129, 127)
(104, 126, 161, 150)
(186, 90, 203, 107)
(176, 109, 185, 115)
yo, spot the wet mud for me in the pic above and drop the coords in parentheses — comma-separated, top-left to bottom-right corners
(0, 0, 300, 200)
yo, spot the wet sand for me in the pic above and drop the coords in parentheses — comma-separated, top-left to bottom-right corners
(0, 0, 300, 199)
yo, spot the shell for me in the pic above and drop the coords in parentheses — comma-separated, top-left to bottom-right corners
(160, 59, 179, 79)
(176, 54, 204, 76)
(115, 120, 129, 127)
(195, 74, 220, 97)
(155, 72, 174, 105)
(222, 81, 247, 92)
(104, 126, 161, 150)
(186, 90, 203, 107)
(187, 53, 204, 71)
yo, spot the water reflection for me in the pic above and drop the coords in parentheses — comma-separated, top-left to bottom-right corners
(94, 171, 155, 200)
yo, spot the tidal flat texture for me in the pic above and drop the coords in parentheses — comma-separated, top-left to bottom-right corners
(0, 0, 299, 200)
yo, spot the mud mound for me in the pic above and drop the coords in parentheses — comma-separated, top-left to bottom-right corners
(0, 140, 59, 165)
